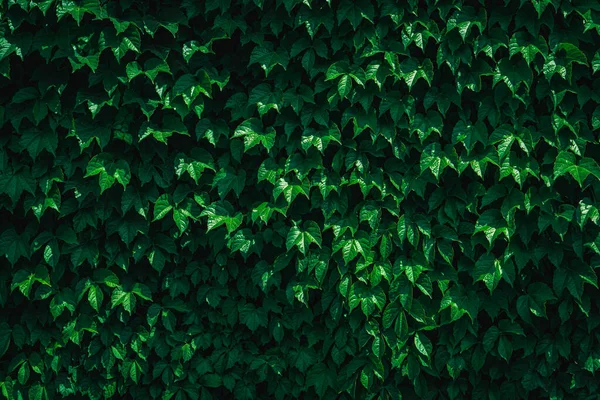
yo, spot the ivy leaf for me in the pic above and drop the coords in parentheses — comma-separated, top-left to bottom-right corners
(414, 332, 432, 359)
(0, 323, 10, 357)
(508, 33, 548, 65)
(337, 0, 375, 30)
(399, 58, 434, 88)
(325, 61, 350, 81)
(174, 148, 215, 184)
(84, 153, 131, 193)
(232, 118, 276, 152)
(452, 120, 488, 153)
(200, 201, 243, 234)
(249, 45, 289, 76)
(273, 178, 310, 204)
(173, 72, 212, 105)
(0, 168, 36, 202)
(238, 303, 267, 331)
(0, 229, 30, 265)
(420, 143, 447, 179)
(498, 336, 512, 362)
(554, 152, 600, 186)
(286, 221, 322, 255)
(88, 285, 104, 312)
(153, 194, 173, 221)
(249, 83, 282, 117)
(306, 363, 336, 397)
(473, 254, 502, 293)
(337, 75, 352, 98)
(214, 167, 247, 198)
(19, 128, 58, 159)
(342, 238, 363, 263)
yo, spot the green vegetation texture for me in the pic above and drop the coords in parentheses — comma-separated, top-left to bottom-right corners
(1, 0, 600, 399)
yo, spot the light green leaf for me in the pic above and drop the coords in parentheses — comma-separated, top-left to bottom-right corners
(554, 152, 600, 186)
(84, 153, 131, 193)
(88, 285, 103, 312)
(286, 221, 322, 255)
(414, 332, 432, 359)
(420, 143, 446, 179)
(342, 239, 362, 263)
(337, 75, 352, 98)
(201, 201, 243, 234)
(232, 118, 276, 152)
(153, 194, 173, 221)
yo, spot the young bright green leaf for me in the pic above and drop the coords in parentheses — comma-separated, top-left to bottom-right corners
(232, 118, 276, 152)
(201, 201, 243, 234)
(286, 221, 322, 255)
(84, 153, 131, 193)
(153, 194, 173, 221)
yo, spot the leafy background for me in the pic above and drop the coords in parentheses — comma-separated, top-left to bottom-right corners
(1, 0, 600, 398)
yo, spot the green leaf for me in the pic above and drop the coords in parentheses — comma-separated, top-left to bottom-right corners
(556, 43, 588, 66)
(249, 45, 289, 76)
(111, 288, 136, 314)
(214, 167, 247, 198)
(0, 169, 36, 202)
(174, 148, 215, 183)
(273, 178, 310, 204)
(130, 360, 142, 383)
(238, 303, 267, 331)
(452, 120, 488, 153)
(342, 239, 363, 263)
(593, 51, 600, 73)
(483, 326, 500, 352)
(88, 285, 103, 312)
(325, 61, 350, 80)
(84, 153, 131, 193)
(200, 201, 243, 234)
(132, 283, 152, 301)
(337, 0, 375, 29)
(414, 332, 432, 359)
(337, 75, 352, 98)
(153, 194, 173, 221)
(554, 152, 600, 186)
(19, 129, 58, 159)
(473, 254, 502, 293)
(139, 116, 189, 144)
(18, 362, 30, 385)
(0, 229, 30, 265)
(28, 384, 46, 400)
(249, 83, 282, 117)
(498, 336, 512, 362)
(173, 72, 212, 105)
(420, 143, 446, 179)
(232, 118, 276, 152)
(228, 229, 256, 256)
(286, 221, 322, 255)
(306, 363, 335, 397)
(293, 347, 316, 373)
(0, 323, 10, 358)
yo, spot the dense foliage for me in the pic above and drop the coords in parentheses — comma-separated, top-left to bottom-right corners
(2, 0, 600, 398)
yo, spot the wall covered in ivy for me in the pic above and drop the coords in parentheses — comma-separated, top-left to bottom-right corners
(1, 0, 600, 399)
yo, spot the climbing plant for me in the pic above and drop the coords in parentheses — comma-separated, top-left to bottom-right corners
(1, 0, 600, 398)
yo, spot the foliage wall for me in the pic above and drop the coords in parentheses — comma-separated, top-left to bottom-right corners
(2, 0, 600, 399)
